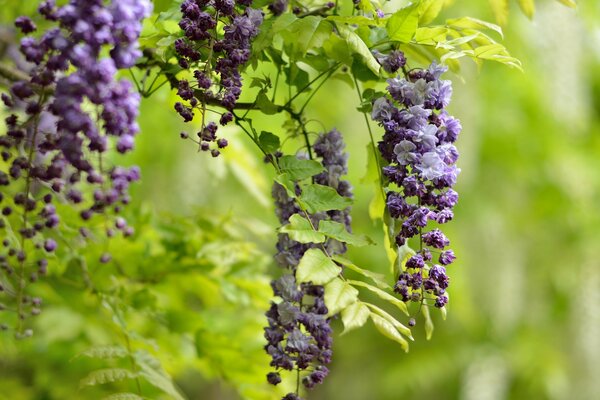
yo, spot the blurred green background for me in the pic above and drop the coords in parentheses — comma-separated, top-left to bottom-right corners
(1, 0, 600, 399)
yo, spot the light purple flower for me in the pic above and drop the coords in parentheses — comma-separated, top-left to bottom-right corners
(417, 152, 445, 180)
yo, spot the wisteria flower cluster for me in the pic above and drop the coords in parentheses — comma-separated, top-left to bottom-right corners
(265, 130, 352, 398)
(174, 0, 263, 156)
(0, 0, 150, 329)
(371, 57, 461, 309)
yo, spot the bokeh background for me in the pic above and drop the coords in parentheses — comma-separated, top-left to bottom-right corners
(1, 0, 600, 399)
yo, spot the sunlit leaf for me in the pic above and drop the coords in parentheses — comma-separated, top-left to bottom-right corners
(324, 278, 359, 316)
(370, 313, 409, 351)
(446, 16, 503, 39)
(517, 0, 535, 19)
(365, 303, 413, 340)
(348, 280, 409, 316)
(489, 0, 509, 26)
(419, 0, 444, 25)
(280, 214, 326, 244)
(332, 256, 389, 289)
(386, 3, 420, 43)
(341, 301, 370, 334)
(422, 303, 434, 340)
(556, 0, 576, 8)
(296, 248, 341, 285)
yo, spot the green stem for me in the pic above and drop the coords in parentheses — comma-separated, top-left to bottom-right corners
(283, 63, 341, 109)
(15, 95, 44, 336)
(351, 74, 385, 201)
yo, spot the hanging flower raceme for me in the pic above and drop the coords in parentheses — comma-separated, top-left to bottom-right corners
(265, 130, 352, 398)
(372, 58, 461, 309)
(174, 0, 263, 156)
(0, 0, 151, 332)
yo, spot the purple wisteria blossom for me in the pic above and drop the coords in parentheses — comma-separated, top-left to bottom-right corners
(0, 0, 150, 295)
(175, 0, 263, 155)
(371, 59, 461, 309)
(265, 130, 352, 397)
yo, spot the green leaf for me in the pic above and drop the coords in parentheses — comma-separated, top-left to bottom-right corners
(282, 16, 333, 56)
(517, 0, 535, 19)
(256, 91, 279, 115)
(274, 174, 297, 198)
(341, 301, 370, 333)
(489, 0, 509, 25)
(414, 27, 450, 44)
(556, 0, 577, 8)
(347, 280, 409, 315)
(419, 0, 444, 25)
(135, 352, 185, 400)
(318, 220, 373, 247)
(446, 17, 503, 39)
(278, 156, 324, 181)
(102, 394, 144, 400)
(327, 15, 380, 26)
(80, 369, 137, 388)
(299, 184, 353, 213)
(370, 313, 409, 351)
(254, 14, 298, 55)
(365, 303, 413, 340)
(296, 248, 341, 285)
(280, 214, 326, 244)
(337, 25, 381, 74)
(324, 278, 359, 316)
(386, 3, 419, 43)
(422, 302, 434, 340)
(332, 256, 389, 289)
(77, 346, 128, 360)
(258, 131, 280, 154)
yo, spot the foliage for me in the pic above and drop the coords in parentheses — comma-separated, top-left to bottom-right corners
(0, 0, 596, 399)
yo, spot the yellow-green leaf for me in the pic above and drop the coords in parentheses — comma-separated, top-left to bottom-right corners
(489, 0, 509, 26)
(370, 313, 409, 351)
(386, 3, 420, 43)
(341, 301, 370, 334)
(365, 303, 413, 340)
(557, 0, 576, 8)
(422, 303, 434, 340)
(296, 248, 341, 285)
(332, 256, 389, 289)
(446, 16, 503, 39)
(324, 278, 359, 316)
(348, 280, 409, 316)
(419, 0, 444, 25)
(517, 0, 535, 19)
(280, 214, 326, 244)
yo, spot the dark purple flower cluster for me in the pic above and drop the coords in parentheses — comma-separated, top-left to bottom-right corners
(371, 61, 461, 309)
(174, 0, 263, 155)
(373, 49, 407, 74)
(1, 0, 150, 327)
(265, 131, 352, 398)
